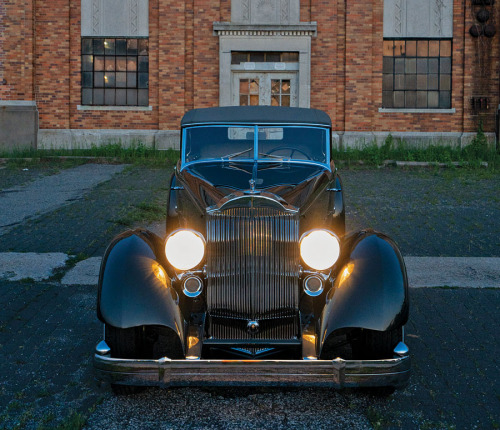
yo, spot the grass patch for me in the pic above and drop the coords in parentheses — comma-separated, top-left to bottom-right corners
(334, 130, 499, 169)
(0, 143, 179, 167)
(114, 200, 166, 227)
(48, 252, 90, 283)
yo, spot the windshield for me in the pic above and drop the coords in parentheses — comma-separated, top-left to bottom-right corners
(183, 125, 329, 166)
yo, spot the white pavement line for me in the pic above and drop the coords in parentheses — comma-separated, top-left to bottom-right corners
(0, 252, 68, 281)
(61, 257, 102, 286)
(404, 256, 500, 288)
(0, 163, 126, 236)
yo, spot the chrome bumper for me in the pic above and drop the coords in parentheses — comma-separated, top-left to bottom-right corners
(94, 341, 411, 388)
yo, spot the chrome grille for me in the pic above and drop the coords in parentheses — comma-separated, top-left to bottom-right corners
(206, 207, 300, 322)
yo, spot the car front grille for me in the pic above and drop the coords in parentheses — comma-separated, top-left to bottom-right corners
(206, 206, 300, 338)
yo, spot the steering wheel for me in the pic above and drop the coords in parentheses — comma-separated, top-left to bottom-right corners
(265, 146, 311, 160)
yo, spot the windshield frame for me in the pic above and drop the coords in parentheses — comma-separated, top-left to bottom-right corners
(180, 124, 331, 171)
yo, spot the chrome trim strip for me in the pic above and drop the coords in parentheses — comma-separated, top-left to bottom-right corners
(94, 343, 411, 388)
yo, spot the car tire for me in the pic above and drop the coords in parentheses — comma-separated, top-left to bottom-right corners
(105, 325, 146, 395)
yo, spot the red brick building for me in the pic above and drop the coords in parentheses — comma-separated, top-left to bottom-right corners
(0, 0, 498, 150)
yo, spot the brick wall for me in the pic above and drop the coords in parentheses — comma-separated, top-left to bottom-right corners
(1, 0, 498, 135)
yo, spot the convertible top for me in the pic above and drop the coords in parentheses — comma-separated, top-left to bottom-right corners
(181, 106, 332, 127)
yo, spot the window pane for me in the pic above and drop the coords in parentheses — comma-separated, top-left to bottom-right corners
(428, 91, 439, 108)
(94, 72, 104, 87)
(127, 72, 137, 87)
(429, 40, 440, 56)
(282, 80, 291, 94)
(116, 89, 127, 105)
(394, 75, 405, 90)
(240, 79, 249, 94)
(138, 56, 148, 72)
(405, 58, 416, 74)
(105, 57, 115, 71)
(249, 79, 259, 94)
(281, 95, 290, 107)
(82, 55, 93, 71)
(94, 56, 105, 71)
(82, 39, 92, 54)
(250, 95, 259, 106)
(271, 95, 280, 106)
(138, 73, 148, 88)
(138, 39, 148, 55)
(405, 74, 417, 90)
(383, 40, 394, 56)
(417, 74, 427, 90)
(82, 88, 92, 105)
(138, 89, 148, 106)
(383, 57, 393, 74)
(394, 91, 405, 107)
(417, 58, 428, 74)
(417, 92, 427, 108)
(439, 91, 451, 108)
(116, 57, 127, 72)
(394, 40, 405, 56)
(440, 57, 451, 74)
(240, 95, 248, 106)
(104, 72, 115, 87)
(428, 58, 439, 73)
(281, 52, 299, 62)
(232, 52, 248, 64)
(382, 91, 393, 107)
(127, 39, 138, 55)
(127, 89, 137, 105)
(104, 39, 115, 55)
(428, 74, 439, 90)
(250, 52, 264, 62)
(266, 52, 280, 62)
(440, 40, 451, 56)
(382, 74, 393, 91)
(116, 72, 127, 88)
(406, 40, 416, 56)
(82, 72, 93, 88)
(105, 89, 115, 105)
(93, 39, 104, 55)
(127, 57, 137, 71)
(440, 74, 451, 91)
(395, 58, 405, 74)
(271, 79, 280, 93)
(406, 91, 417, 108)
(93, 89, 104, 105)
(116, 39, 127, 55)
(417, 40, 428, 56)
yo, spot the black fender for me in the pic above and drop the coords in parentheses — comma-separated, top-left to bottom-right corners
(319, 230, 409, 352)
(97, 229, 184, 344)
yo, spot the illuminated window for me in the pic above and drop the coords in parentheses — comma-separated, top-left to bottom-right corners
(81, 38, 149, 106)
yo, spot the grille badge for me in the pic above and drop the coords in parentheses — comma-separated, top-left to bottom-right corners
(247, 320, 260, 334)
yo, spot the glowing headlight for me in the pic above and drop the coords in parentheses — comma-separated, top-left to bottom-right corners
(165, 229, 205, 271)
(299, 229, 340, 271)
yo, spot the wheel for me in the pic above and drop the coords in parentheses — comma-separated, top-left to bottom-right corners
(105, 325, 185, 395)
(105, 325, 146, 395)
(352, 327, 402, 360)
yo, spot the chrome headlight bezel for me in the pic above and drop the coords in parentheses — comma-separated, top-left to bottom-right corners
(164, 229, 206, 271)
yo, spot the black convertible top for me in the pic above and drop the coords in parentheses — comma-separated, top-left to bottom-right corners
(181, 106, 332, 127)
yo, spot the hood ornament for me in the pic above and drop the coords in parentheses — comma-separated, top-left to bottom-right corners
(244, 179, 260, 195)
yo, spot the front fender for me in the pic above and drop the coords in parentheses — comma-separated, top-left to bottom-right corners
(97, 229, 184, 341)
(320, 230, 409, 350)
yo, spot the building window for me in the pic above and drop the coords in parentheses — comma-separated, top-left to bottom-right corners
(382, 39, 452, 109)
(81, 38, 149, 106)
(231, 52, 299, 64)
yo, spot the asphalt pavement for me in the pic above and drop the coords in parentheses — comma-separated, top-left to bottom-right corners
(0, 161, 498, 429)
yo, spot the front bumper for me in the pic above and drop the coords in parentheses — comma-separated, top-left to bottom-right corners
(94, 341, 411, 388)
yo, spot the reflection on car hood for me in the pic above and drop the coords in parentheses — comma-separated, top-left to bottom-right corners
(177, 161, 333, 212)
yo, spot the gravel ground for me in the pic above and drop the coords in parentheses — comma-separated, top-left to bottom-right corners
(0, 163, 499, 429)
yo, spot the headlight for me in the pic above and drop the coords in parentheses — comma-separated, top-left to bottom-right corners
(165, 229, 205, 271)
(299, 229, 340, 271)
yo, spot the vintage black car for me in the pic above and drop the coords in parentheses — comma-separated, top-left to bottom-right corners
(94, 106, 410, 393)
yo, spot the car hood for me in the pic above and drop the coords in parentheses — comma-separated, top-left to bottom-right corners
(176, 161, 334, 213)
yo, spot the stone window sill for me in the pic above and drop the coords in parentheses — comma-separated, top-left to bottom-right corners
(379, 108, 456, 114)
(77, 105, 153, 111)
